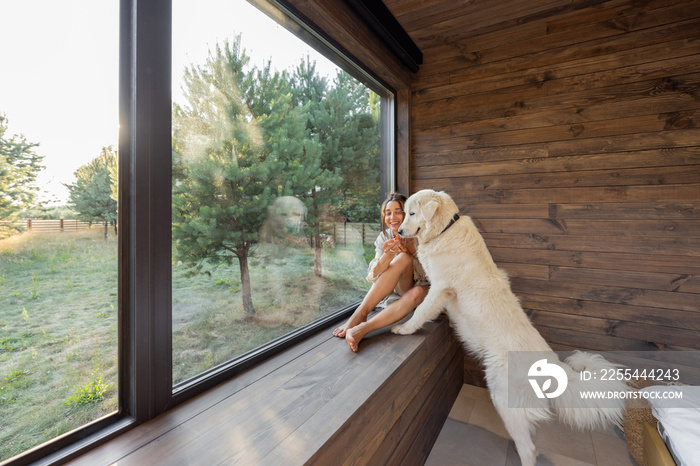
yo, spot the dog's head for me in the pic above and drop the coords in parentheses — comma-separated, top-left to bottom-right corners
(398, 189, 459, 243)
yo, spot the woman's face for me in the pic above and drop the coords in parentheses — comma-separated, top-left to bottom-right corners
(385, 200, 405, 233)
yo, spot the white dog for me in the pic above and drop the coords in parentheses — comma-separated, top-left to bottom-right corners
(392, 189, 627, 466)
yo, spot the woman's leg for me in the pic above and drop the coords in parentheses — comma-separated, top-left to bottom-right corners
(346, 284, 429, 352)
(333, 253, 414, 337)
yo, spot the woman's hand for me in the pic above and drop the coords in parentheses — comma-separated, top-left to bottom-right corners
(384, 236, 400, 255)
(383, 236, 410, 256)
(370, 235, 414, 281)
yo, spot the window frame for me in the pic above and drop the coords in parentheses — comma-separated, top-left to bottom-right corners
(7, 0, 406, 463)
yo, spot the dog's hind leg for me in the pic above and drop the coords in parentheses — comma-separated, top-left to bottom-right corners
(496, 404, 537, 466)
(491, 390, 538, 466)
(391, 287, 452, 335)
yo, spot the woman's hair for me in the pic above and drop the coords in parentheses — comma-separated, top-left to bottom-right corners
(380, 192, 407, 232)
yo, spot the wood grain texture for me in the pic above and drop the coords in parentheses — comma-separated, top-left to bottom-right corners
(278, 0, 412, 91)
(384, 0, 700, 385)
(68, 318, 462, 465)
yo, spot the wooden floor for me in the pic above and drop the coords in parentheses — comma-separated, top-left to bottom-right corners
(427, 384, 637, 466)
(68, 314, 463, 465)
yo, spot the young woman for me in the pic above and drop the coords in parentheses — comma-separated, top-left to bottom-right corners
(333, 193, 429, 352)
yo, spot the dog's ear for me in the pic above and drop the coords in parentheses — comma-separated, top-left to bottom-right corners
(420, 198, 440, 221)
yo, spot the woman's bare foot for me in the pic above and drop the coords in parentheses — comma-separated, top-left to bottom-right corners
(333, 312, 367, 338)
(345, 322, 371, 352)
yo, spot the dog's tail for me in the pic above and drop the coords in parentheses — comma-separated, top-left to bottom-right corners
(551, 351, 627, 431)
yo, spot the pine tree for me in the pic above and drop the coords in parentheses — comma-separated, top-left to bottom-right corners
(65, 146, 118, 239)
(0, 114, 44, 237)
(172, 37, 302, 315)
(171, 36, 382, 312)
(289, 57, 343, 276)
(325, 71, 381, 224)
(285, 61, 383, 273)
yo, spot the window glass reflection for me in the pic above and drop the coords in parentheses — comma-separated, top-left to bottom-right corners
(171, 0, 382, 384)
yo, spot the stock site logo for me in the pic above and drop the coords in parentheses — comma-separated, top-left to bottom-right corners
(528, 359, 568, 399)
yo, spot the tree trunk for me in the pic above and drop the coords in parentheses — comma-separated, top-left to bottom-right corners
(103, 221, 108, 240)
(310, 188, 323, 277)
(314, 243, 323, 277)
(313, 225, 322, 277)
(237, 249, 255, 315)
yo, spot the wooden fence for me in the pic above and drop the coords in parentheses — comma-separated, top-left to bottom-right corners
(1, 219, 96, 232)
(331, 222, 382, 247)
(2, 219, 382, 244)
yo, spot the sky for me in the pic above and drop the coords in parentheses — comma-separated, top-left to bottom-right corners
(0, 0, 339, 206)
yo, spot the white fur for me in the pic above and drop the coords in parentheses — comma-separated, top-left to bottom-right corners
(393, 189, 627, 466)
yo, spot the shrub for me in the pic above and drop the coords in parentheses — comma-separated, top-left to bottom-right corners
(64, 370, 107, 406)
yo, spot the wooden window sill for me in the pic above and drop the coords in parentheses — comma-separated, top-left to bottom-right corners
(67, 315, 463, 465)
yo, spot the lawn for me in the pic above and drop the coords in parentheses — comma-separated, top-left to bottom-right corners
(171, 238, 372, 383)
(0, 229, 371, 461)
(0, 231, 118, 462)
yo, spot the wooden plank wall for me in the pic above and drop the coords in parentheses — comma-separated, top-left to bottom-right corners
(385, 0, 700, 384)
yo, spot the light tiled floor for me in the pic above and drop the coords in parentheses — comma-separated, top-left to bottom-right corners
(426, 384, 637, 466)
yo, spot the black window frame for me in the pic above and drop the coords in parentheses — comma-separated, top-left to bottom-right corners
(6, 0, 400, 464)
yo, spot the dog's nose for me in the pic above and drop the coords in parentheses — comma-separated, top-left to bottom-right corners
(398, 228, 404, 236)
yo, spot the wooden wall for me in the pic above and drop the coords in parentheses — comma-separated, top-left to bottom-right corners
(385, 0, 700, 384)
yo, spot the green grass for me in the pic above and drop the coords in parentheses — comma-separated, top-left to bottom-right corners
(0, 228, 371, 461)
(0, 231, 118, 462)
(171, 238, 371, 383)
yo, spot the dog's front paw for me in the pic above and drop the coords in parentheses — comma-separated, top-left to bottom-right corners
(391, 323, 416, 335)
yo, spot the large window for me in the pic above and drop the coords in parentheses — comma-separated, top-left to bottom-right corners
(0, 1, 119, 461)
(0, 0, 396, 462)
(170, 0, 387, 385)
